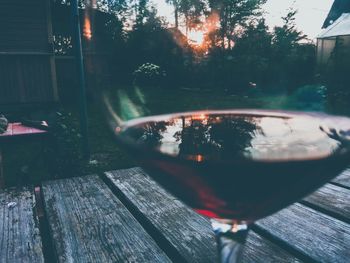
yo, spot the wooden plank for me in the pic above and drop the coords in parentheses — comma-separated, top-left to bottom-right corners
(105, 168, 218, 263)
(303, 183, 350, 222)
(241, 231, 302, 263)
(256, 203, 350, 262)
(0, 187, 44, 262)
(332, 168, 350, 188)
(42, 175, 171, 263)
(105, 168, 302, 263)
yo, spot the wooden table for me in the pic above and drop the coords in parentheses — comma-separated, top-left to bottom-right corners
(0, 167, 349, 262)
(0, 122, 48, 188)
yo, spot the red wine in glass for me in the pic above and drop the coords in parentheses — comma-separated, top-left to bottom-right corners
(112, 110, 350, 262)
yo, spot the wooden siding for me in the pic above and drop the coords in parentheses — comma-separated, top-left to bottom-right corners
(0, 56, 55, 105)
(0, 0, 49, 52)
(0, 0, 58, 108)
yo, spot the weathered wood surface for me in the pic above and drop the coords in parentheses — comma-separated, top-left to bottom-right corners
(303, 183, 350, 222)
(105, 168, 301, 263)
(256, 203, 350, 262)
(0, 187, 44, 263)
(241, 231, 302, 263)
(105, 168, 218, 263)
(42, 175, 171, 263)
(332, 168, 350, 188)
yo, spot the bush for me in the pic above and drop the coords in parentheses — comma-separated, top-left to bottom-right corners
(48, 111, 83, 178)
(133, 63, 166, 87)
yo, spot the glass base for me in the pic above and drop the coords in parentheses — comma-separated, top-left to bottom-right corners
(211, 219, 250, 263)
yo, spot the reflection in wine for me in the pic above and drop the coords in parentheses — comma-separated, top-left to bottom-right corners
(115, 111, 350, 223)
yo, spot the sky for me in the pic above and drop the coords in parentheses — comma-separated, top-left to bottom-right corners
(151, 0, 334, 39)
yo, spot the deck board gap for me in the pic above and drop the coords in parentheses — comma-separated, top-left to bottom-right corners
(100, 173, 188, 263)
(329, 181, 350, 191)
(34, 186, 58, 263)
(298, 200, 350, 224)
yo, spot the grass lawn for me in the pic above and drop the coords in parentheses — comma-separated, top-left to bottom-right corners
(83, 84, 332, 172)
(80, 87, 266, 176)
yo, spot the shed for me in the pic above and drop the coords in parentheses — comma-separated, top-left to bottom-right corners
(0, 0, 58, 110)
(316, 13, 350, 67)
(323, 0, 350, 28)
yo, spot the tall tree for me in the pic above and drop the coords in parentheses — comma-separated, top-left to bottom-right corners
(271, 8, 310, 88)
(272, 8, 307, 53)
(166, 0, 206, 33)
(179, 0, 206, 35)
(134, 0, 149, 27)
(208, 0, 266, 49)
(165, 0, 180, 28)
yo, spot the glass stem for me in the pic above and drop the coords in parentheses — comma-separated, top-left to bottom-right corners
(211, 219, 250, 263)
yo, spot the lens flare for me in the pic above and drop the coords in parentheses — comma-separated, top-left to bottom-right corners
(83, 16, 92, 40)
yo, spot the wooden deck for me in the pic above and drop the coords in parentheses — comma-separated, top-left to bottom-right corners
(1, 167, 349, 262)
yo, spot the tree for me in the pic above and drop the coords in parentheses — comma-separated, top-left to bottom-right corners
(165, 0, 180, 28)
(233, 19, 272, 86)
(126, 5, 193, 86)
(133, 0, 150, 27)
(165, 0, 206, 33)
(179, 0, 206, 35)
(208, 0, 267, 49)
(273, 8, 306, 50)
(271, 8, 311, 89)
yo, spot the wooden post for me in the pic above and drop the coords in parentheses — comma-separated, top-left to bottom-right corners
(71, 0, 90, 159)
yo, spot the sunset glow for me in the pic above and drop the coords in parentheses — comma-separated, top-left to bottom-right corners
(155, 0, 333, 39)
(186, 12, 220, 49)
(188, 30, 205, 46)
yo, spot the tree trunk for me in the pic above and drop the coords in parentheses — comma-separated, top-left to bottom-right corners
(174, 5, 179, 28)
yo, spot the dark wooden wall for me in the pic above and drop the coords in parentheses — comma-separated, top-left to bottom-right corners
(0, 0, 58, 109)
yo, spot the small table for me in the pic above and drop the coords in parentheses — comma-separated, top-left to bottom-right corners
(0, 167, 349, 262)
(0, 122, 48, 188)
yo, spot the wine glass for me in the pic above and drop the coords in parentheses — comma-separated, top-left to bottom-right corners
(102, 91, 350, 262)
(77, 2, 350, 261)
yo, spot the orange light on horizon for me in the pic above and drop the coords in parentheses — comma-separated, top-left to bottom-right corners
(186, 11, 220, 50)
(188, 30, 205, 47)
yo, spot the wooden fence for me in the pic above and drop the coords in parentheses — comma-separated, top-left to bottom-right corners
(0, 0, 58, 110)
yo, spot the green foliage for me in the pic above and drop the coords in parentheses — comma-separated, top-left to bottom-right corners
(0, 114, 8, 134)
(270, 8, 315, 90)
(272, 9, 307, 52)
(133, 63, 166, 86)
(48, 111, 84, 177)
(231, 19, 272, 86)
(179, 0, 206, 31)
(123, 8, 193, 87)
(54, 0, 317, 93)
(208, 0, 267, 48)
